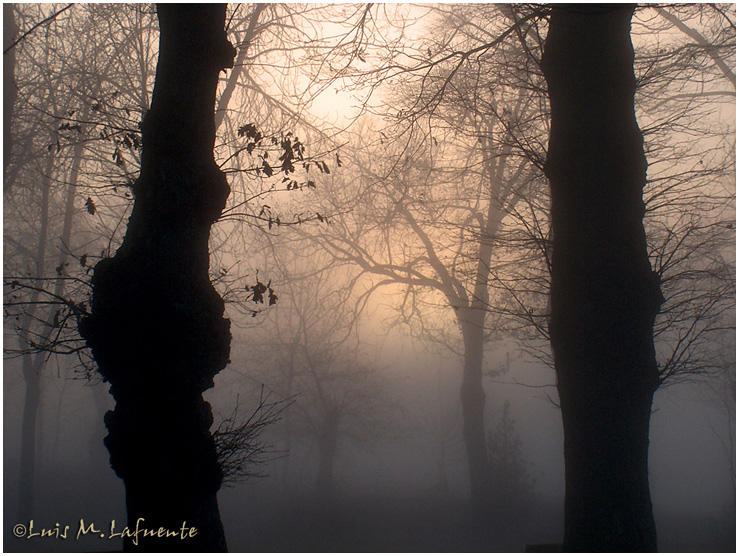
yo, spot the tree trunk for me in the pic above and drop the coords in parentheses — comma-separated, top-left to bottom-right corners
(18, 355, 41, 522)
(4, 3, 18, 181)
(80, 5, 235, 551)
(435, 443, 450, 497)
(541, 5, 662, 552)
(456, 143, 514, 510)
(459, 315, 492, 510)
(16, 147, 56, 521)
(88, 381, 112, 469)
(16, 105, 88, 521)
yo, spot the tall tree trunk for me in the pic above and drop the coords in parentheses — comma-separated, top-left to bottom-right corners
(16, 148, 55, 521)
(456, 158, 510, 509)
(17, 109, 87, 521)
(4, 3, 18, 182)
(80, 5, 235, 551)
(435, 443, 450, 497)
(18, 354, 42, 522)
(541, 5, 662, 552)
(456, 138, 520, 510)
(458, 315, 492, 510)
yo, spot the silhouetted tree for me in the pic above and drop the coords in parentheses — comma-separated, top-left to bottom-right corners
(80, 5, 235, 551)
(541, 5, 662, 551)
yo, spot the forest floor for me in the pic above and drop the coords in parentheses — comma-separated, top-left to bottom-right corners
(224, 494, 560, 552)
(222, 492, 736, 553)
(3, 466, 734, 552)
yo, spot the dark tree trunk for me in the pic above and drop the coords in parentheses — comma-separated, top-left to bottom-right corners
(541, 5, 663, 552)
(80, 5, 235, 552)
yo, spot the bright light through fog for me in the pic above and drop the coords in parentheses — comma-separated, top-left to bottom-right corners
(4, 3, 735, 553)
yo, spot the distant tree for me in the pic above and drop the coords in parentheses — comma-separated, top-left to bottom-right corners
(237, 247, 391, 502)
(486, 401, 535, 522)
(5, 140, 59, 523)
(710, 343, 736, 495)
(4, 4, 88, 521)
(541, 5, 662, 551)
(310, 69, 545, 511)
(655, 5, 735, 88)
(3, 3, 159, 522)
(79, 5, 236, 551)
(297, 3, 557, 512)
(3, 3, 18, 179)
(410, 368, 464, 499)
(3, 4, 343, 531)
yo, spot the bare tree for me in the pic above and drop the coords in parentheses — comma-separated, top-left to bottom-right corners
(4, 3, 161, 521)
(235, 245, 391, 502)
(306, 5, 549, 509)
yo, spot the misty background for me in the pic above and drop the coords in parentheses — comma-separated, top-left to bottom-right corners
(3, 3, 735, 552)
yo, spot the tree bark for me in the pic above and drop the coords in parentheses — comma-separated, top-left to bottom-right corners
(80, 5, 235, 551)
(541, 5, 662, 552)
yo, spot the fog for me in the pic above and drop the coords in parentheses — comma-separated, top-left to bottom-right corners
(4, 333, 734, 551)
(3, 3, 735, 553)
